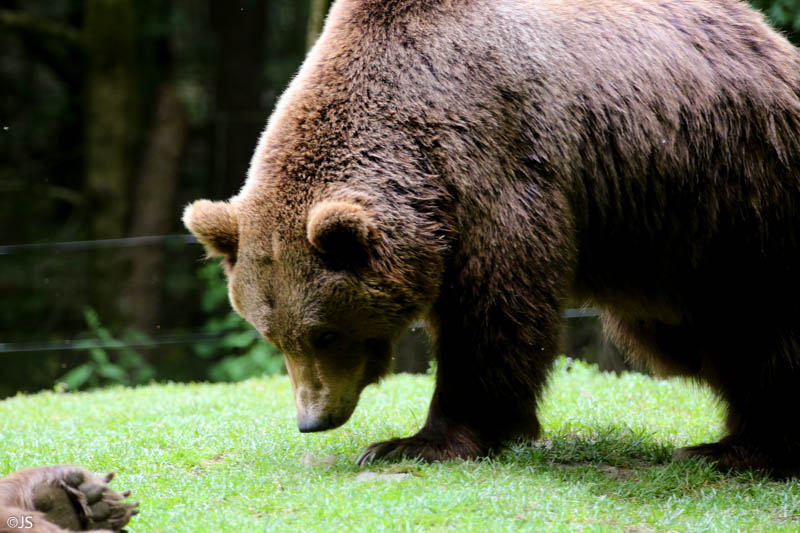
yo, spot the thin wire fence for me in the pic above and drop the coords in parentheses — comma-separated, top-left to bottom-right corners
(0, 234, 197, 255)
(0, 235, 601, 354)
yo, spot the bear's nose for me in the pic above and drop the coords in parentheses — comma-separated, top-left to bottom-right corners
(297, 412, 337, 433)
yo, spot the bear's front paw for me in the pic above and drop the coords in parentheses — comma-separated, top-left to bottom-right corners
(32, 467, 139, 532)
(357, 432, 486, 465)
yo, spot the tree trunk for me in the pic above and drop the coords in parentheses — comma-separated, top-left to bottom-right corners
(211, 0, 267, 199)
(119, 81, 187, 332)
(83, 0, 139, 324)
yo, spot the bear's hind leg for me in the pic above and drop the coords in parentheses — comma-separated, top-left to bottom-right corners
(602, 313, 704, 377)
(675, 328, 800, 477)
(604, 314, 800, 475)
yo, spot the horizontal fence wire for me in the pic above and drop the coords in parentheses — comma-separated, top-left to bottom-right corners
(0, 332, 242, 353)
(0, 234, 602, 353)
(0, 310, 603, 354)
(0, 234, 198, 255)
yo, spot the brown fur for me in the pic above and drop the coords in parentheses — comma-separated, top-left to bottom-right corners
(185, 0, 800, 475)
(0, 466, 137, 532)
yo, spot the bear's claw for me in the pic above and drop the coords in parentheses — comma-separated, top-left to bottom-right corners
(61, 471, 138, 531)
(357, 434, 483, 465)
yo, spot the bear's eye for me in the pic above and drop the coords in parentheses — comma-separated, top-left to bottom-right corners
(311, 330, 340, 351)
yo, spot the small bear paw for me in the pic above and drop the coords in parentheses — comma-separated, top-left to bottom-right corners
(31, 467, 138, 532)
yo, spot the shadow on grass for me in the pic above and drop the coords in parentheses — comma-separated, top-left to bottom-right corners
(298, 424, 780, 503)
(504, 426, 674, 466)
(495, 425, 775, 499)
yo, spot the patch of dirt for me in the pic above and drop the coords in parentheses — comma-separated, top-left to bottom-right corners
(201, 451, 228, 468)
(300, 452, 339, 468)
(598, 464, 635, 480)
(355, 471, 412, 482)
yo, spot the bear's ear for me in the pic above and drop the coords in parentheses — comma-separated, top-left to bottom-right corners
(183, 200, 239, 260)
(307, 201, 373, 264)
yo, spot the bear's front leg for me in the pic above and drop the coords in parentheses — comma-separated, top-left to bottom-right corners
(356, 308, 558, 464)
(359, 238, 568, 464)
(357, 388, 545, 465)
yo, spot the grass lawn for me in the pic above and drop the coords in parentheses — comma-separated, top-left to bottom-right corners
(2, 358, 799, 532)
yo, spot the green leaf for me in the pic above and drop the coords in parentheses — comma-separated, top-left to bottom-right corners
(59, 364, 93, 390)
(97, 363, 129, 384)
(221, 331, 257, 349)
(82, 307, 101, 331)
(89, 348, 110, 365)
(193, 342, 217, 359)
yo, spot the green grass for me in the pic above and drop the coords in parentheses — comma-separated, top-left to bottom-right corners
(2, 358, 799, 532)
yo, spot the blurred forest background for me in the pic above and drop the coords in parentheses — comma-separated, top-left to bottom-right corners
(1, 0, 798, 398)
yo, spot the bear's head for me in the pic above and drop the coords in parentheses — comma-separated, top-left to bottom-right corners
(184, 185, 446, 432)
(183, 0, 453, 434)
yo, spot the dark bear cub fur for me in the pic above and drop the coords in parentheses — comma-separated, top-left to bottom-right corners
(184, 0, 800, 476)
(0, 466, 137, 533)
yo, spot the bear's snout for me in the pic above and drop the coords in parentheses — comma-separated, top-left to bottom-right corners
(283, 349, 364, 433)
(292, 386, 357, 433)
(297, 411, 344, 433)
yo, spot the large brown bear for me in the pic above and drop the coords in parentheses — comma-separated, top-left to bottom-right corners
(184, 0, 800, 475)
